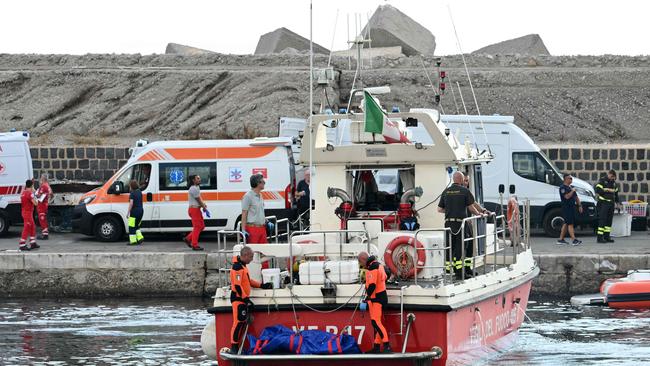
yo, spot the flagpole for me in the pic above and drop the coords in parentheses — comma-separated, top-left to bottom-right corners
(308, 0, 313, 229)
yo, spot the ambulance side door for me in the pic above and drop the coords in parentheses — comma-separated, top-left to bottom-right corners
(135, 163, 158, 231)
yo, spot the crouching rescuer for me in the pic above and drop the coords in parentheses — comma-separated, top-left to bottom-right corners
(358, 251, 391, 353)
(230, 246, 273, 354)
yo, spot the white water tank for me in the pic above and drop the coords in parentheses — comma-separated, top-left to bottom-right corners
(298, 260, 359, 285)
(262, 268, 281, 289)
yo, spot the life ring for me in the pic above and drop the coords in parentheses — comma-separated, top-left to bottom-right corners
(506, 197, 519, 223)
(383, 236, 425, 278)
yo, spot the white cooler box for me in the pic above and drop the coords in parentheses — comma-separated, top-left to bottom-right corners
(611, 213, 632, 237)
(298, 260, 359, 285)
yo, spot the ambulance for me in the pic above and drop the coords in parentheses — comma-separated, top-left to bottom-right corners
(0, 131, 33, 236)
(72, 137, 297, 241)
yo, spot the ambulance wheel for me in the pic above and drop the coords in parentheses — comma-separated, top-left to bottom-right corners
(0, 211, 8, 236)
(94, 215, 123, 242)
(542, 207, 564, 238)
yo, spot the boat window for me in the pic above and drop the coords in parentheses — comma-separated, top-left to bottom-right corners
(473, 165, 484, 205)
(352, 168, 413, 211)
(159, 162, 217, 191)
(114, 163, 151, 193)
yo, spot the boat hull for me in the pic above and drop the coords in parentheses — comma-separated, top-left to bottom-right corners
(208, 280, 532, 366)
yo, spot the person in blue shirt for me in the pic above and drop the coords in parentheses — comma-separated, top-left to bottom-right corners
(557, 174, 583, 245)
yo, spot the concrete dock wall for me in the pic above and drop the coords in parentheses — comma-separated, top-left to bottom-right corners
(1, 252, 645, 298)
(540, 144, 650, 203)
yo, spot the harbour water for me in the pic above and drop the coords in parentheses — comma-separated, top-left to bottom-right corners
(1, 298, 649, 365)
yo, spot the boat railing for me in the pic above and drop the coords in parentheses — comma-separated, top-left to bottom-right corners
(264, 215, 292, 244)
(216, 229, 247, 288)
(409, 201, 529, 284)
(412, 227, 452, 286)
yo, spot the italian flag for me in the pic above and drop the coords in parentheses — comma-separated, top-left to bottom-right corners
(363, 91, 410, 143)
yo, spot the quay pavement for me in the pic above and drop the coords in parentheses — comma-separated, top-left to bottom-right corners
(1, 228, 649, 298)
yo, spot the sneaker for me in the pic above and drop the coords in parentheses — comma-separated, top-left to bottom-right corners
(37, 235, 48, 240)
(29, 243, 40, 249)
(19, 245, 30, 251)
(556, 239, 569, 245)
(597, 236, 607, 244)
(137, 239, 144, 245)
(183, 236, 192, 248)
(192, 246, 204, 251)
(571, 239, 583, 246)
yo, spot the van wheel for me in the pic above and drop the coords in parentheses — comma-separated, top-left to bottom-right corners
(0, 211, 9, 236)
(94, 216, 123, 242)
(542, 207, 564, 237)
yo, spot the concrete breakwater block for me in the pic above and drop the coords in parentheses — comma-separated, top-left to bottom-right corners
(254, 27, 329, 55)
(165, 43, 216, 55)
(358, 4, 436, 57)
(472, 34, 550, 56)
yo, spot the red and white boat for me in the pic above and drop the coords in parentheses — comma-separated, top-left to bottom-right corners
(201, 102, 539, 366)
(571, 270, 650, 309)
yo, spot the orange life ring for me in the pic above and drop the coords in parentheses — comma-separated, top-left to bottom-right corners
(506, 197, 519, 223)
(383, 236, 425, 278)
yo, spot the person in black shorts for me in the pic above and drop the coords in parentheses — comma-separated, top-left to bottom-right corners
(557, 174, 583, 246)
(127, 179, 144, 245)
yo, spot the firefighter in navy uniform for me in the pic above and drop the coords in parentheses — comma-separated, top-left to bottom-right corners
(595, 170, 620, 243)
(229, 246, 273, 354)
(438, 171, 483, 279)
(358, 251, 391, 354)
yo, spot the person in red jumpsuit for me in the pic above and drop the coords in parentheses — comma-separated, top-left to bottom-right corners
(19, 179, 39, 251)
(36, 174, 52, 240)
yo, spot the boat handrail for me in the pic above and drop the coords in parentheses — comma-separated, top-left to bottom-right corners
(216, 229, 247, 288)
(408, 200, 530, 285)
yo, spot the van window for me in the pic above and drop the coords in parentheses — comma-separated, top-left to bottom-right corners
(159, 162, 217, 191)
(115, 163, 152, 193)
(513, 152, 554, 183)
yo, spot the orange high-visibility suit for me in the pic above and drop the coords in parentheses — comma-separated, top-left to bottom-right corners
(230, 255, 261, 348)
(365, 257, 389, 346)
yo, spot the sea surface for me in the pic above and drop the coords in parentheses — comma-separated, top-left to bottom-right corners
(0, 298, 649, 365)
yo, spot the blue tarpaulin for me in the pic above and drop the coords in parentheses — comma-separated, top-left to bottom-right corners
(245, 325, 361, 355)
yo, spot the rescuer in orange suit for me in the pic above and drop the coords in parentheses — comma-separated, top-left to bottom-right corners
(230, 246, 273, 354)
(358, 251, 392, 353)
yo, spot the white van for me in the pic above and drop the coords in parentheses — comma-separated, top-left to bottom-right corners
(280, 114, 597, 237)
(0, 131, 33, 235)
(73, 137, 296, 241)
(411, 113, 597, 236)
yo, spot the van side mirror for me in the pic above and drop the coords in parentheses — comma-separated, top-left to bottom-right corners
(509, 184, 516, 194)
(498, 184, 505, 194)
(545, 169, 554, 184)
(108, 181, 124, 194)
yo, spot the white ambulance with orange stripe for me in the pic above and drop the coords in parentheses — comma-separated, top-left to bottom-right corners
(72, 137, 297, 241)
(0, 131, 33, 236)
